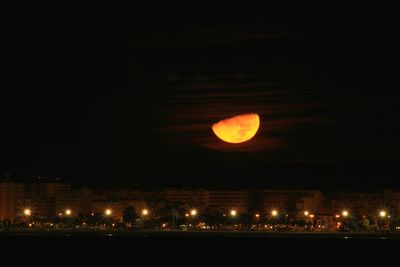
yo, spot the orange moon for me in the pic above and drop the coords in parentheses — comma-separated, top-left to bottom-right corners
(212, 113, 260, 143)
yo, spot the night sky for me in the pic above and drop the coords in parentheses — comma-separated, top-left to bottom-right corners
(2, 2, 399, 190)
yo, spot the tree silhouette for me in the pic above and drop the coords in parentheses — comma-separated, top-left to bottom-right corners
(123, 206, 138, 225)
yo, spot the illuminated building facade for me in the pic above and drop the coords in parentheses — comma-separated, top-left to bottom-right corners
(1, 179, 400, 226)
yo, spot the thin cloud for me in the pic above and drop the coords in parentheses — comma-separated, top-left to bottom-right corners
(153, 75, 334, 152)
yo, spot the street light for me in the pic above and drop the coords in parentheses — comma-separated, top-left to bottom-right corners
(379, 210, 387, 218)
(230, 210, 237, 217)
(255, 213, 260, 228)
(24, 209, 31, 216)
(105, 209, 112, 216)
(190, 209, 197, 216)
(342, 210, 349, 217)
(23, 208, 32, 224)
(104, 209, 112, 227)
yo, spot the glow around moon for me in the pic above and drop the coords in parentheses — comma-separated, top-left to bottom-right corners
(212, 113, 260, 144)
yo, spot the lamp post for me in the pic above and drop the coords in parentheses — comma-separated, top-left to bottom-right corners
(339, 210, 349, 232)
(304, 211, 309, 217)
(271, 210, 278, 217)
(342, 210, 349, 218)
(142, 209, 149, 216)
(105, 209, 112, 216)
(24, 209, 31, 217)
(65, 209, 72, 227)
(379, 210, 388, 231)
(230, 210, 237, 230)
(65, 209, 71, 216)
(23, 209, 31, 225)
(379, 210, 387, 218)
(190, 209, 197, 216)
(271, 210, 278, 230)
(105, 209, 112, 227)
(140, 209, 149, 229)
(255, 214, 260, 229)
(190, 209, 197, 230)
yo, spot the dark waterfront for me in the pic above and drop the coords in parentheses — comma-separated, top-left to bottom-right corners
(2, 230, 400, 239)
(1, 231, 398, 266)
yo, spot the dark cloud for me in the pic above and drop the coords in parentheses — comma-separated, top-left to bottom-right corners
(2, 2, 399, 189)
(148, 74, 333, 153)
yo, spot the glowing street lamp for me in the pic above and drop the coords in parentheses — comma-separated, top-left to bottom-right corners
(379, 210, 387, 218)
(142, 209, 149, 216)
(230, 210, 237, 217)
(342, 210, 349, 217)
(254, 213, 261, 228)
(105, 209, 112, 216)
(24, 209, 31, 216)
(23, 208, 32, 224)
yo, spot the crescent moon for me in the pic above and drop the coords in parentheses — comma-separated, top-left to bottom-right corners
(212, 113, 260, 143)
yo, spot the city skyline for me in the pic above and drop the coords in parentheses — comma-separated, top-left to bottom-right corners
(2, 179, 399, 225)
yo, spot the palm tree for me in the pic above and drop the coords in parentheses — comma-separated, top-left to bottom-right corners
(204, 209, 221, 229)
(169, 207, 181, 228)
(123, 206, 138, 226)
(161, 200, 184, 228)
